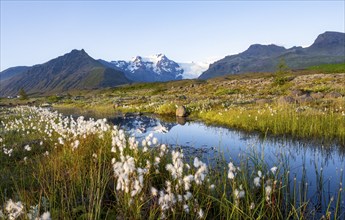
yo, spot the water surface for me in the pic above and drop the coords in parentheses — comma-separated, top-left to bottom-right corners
(56, 108, 345, 214)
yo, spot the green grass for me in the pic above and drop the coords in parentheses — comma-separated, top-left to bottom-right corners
(196, 103, 345, 144)
(215, 88, 240, 96)
(307, 63, 345, 73)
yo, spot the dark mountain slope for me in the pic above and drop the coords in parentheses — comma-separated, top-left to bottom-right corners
(0, 66, 30, 82)
(0, 49, 130, 96)
(199, 31, 345, 79)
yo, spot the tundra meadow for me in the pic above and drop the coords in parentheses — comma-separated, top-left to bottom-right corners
(1, 65, 345, 219)
(0, 104, 344, 219)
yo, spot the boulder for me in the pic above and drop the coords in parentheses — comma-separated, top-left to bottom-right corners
(290, 90, 303, 97)
(298, 96, 314, 103)
(255, 99, 272, 104)
(325, 91, 342, 99)
(176, 106, 187, 117)
(176, 116, 187, 125)
(310, 92, 324, 99)
(277, 96, 296, 104)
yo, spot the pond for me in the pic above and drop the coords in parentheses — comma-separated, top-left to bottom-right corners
(56, 108, 345, 215)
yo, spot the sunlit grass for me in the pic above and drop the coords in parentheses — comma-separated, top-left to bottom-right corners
(196, 103, 345, 143)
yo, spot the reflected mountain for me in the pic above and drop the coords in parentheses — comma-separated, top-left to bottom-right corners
(109, 115, 177, 136)
(55, 108, 345, 216)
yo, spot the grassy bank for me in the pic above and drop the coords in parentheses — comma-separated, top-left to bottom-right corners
(195, 103, 345, 144)
(1, 106, 344, 219)
(50, 71, 345, 143)
(3, 71, 345, 142)
(53, 98, 345, 144)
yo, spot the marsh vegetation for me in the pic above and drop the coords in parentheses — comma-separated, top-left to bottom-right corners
(1, 67, 345, 219)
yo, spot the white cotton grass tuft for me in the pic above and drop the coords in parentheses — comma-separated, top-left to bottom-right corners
(265, 185, 272, 201)
(24, 145, 31, 151)
(198, 208, 204, 219)
(233, 185, 245, 199)
(151, 187, 158, 197)
(40, 211, 51, 220)
(5, 199, 24, 219)
(254, 177, 261, 187)
(270, 166, 278, 174)
(227, 162, 238, 180)
(1, 199, 51, 220)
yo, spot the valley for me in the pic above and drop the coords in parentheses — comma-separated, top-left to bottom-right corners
(0, 31, 344, 219)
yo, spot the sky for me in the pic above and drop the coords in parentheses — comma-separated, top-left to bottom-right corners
(0, 0, 344, 71)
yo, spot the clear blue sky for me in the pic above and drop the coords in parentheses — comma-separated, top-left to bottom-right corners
(1, 0, 344, 71)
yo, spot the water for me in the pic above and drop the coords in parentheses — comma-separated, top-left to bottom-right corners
(56, 109, 345, 214)
(110, 114, 345, 215)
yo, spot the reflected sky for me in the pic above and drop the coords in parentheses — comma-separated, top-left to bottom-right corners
(109, 114, 345, 214)
(56, 108, 345, 214)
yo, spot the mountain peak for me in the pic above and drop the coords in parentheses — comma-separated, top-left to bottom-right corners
(62, 49, 90, 60)
(107, 53, 183, 82)
(242, 44, 286, 57)
(199, 31, 345, 80)
(132, 56, 142, 62)
(154, 53, 166, 59)
(0, 49, 130, 96)
(70, 49, 87, 54)
(310, 31, 345, 48)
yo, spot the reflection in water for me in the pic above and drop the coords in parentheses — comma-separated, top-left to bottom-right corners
(108, 114, 345, 215)
(176, 117, 187, 125)
(55, 108, 345, 215)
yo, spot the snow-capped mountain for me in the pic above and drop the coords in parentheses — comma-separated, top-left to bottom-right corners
(100, 54, 182, 82)
(99, 54, 210, 82)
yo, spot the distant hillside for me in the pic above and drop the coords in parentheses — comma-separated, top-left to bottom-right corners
(0, 66, 30, 82)
(0, 49, 130, 96)
(199, 31, 345, 79)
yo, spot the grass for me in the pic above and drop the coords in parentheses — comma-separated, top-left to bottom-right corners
(195, 103, 345, 144)
(307, 63, 345, 73)
(1, 106, 344, 219)
(53, 96, 345, 144)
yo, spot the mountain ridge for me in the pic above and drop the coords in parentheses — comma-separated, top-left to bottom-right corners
(0, 49, 130, 96)
(1, 31, 344, 96)
(198, 31, 345, 79)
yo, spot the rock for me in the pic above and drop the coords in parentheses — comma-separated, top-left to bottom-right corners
(277, 96, 296, 104)
(325, 91, 342, 99)
(176, 106, 187, 117)
(255, 99, 272, 104)
(310, 92, 324, 99)
(176, 116, 186, 125)
(298, 96, 314, 103)
(290, 90, 303, 97)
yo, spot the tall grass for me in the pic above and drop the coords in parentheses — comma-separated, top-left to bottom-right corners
(197, 103, 345, 144)
(0, 106, 344, 219)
